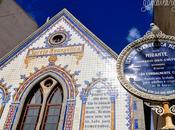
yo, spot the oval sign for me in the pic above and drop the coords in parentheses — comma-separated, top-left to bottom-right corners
(117, 36, 175, 101)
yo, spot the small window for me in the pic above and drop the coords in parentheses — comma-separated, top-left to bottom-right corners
(49, 32, 66, 46)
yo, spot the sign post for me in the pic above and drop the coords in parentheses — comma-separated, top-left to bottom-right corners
(117, 23, 175, 130)
(162, 102, 175, 129)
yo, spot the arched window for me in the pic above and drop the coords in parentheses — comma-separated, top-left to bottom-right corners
(18, 77, 63, 130)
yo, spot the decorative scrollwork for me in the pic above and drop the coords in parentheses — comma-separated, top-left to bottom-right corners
(170, 105, 175, 115)
(151, 106, 164, 116)
(144, 102, 164, 116)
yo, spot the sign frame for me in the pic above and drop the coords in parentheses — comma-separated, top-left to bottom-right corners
(117, 30, 175, 101)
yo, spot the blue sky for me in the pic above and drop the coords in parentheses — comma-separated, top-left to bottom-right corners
(16, 0, 153, 54)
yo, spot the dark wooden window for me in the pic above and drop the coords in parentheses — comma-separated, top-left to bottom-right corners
(42, 87, 63, 130)
(18, 78, 63, 130)
(20, 88, 42, 130)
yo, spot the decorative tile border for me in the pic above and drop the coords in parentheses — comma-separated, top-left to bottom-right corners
(14, 65, 79, 101)
(3, 103, 18, 130)
(125, 94, 134, 130)
(44, 26, 72, 48)
(64, 99, 76, 130)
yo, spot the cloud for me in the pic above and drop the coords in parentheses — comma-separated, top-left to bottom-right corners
(127, 27, 141, 42)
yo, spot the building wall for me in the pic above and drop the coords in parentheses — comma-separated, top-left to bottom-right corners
(0, 10, 145, 130)
(0, 0, 37, 58)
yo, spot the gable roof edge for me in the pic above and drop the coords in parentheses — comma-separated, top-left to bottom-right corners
(62, 9, 118, 60)
(0, 8, 118, 67)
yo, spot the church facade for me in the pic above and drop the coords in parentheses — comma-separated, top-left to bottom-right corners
(0, 9, 145, 130)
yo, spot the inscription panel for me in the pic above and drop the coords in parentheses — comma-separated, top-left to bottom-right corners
(81, 82, 115, 130)
(124, 42, 175, 96)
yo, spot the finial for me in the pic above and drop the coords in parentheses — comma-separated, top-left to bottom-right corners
(150, 23, 160, 36)
(46, 17, 50, 23)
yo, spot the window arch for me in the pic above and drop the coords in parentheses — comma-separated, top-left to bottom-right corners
(18, 77, 63, 130)
(0, 88, 5, 118)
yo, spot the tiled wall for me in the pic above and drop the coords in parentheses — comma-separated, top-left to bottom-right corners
(0, 10, 145, 130)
